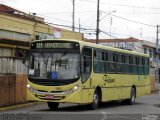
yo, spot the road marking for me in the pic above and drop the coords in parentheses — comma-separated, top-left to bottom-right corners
(101, 111, 141, 120)
(101, 112, 109, 120)
(112, 115, 140, 120)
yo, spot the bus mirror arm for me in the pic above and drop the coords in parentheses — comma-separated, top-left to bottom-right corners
(22, 51, 29, 64)
(22, 56, 26, 64)
(22, 59, 29, 68)
(22, 51, 29, 67)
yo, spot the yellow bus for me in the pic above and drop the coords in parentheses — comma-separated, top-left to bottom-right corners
(25, 39, 150, 110)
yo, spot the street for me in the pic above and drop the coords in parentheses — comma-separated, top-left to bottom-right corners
(1, 93, 160, 120)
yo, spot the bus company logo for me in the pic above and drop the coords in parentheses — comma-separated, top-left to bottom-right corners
(103, 75, 115, 83)
(142, 114, 159, 120)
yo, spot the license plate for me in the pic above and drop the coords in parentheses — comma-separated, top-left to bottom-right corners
(45, 95, 54, 99)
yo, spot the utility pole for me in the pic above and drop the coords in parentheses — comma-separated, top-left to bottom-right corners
(72, 0, 75, 32)
(79, 18, 81, 33)
(156, 25, 160, 84)
(96, 0, 100, 44)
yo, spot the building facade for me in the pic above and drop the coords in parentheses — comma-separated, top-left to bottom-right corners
(0, 4, 83, 57)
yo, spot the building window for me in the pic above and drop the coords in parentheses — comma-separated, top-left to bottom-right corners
(0, 29, 31, 40)
(144, 48, 147, 54)
(35, 35, 39, 40)
(149, 49, 152, 58)
(153, 49, 156, 61)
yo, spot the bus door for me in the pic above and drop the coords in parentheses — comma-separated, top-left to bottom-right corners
(81, 47, 92, 103)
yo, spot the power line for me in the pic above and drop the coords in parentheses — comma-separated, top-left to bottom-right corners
(37, 13, 98, 32)
(0, 9, 155, 42)
(78, 0, 160, 10)
(117, 12, 160, 14)
(38, 13, 95, 31)
(38, 11, 96, 14)
(83, 28, 147, 50)
(102, 11, 156, 27)
(47, 22, 95, 31)
(37, 13, 73, 24)
(0, 15, 85, 34)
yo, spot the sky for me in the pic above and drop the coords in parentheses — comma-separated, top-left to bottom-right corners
(1, 0, 160, 43)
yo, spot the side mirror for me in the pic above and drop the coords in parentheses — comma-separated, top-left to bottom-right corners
(22, 56, 26, 64)
(22, 50, 29, 66)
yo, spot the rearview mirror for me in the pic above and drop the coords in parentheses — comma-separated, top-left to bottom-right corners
(22, 50, 29, 67)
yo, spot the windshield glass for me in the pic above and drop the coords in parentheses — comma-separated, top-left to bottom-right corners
(28, 51, 80, 80)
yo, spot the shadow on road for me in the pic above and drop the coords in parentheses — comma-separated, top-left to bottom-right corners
(36, 101, 144, 112)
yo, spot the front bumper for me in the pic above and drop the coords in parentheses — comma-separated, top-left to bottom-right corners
(26, 84, 82, 104)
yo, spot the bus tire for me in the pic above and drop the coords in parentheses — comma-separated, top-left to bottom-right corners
(47, 102, 59, 110)
(126, 87, 136, 105)
(89, 89, 100, 110)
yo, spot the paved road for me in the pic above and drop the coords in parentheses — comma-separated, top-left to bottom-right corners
(1, 93, 160, 120)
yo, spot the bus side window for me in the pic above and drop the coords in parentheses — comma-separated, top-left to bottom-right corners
(83, 56, 91, 73)
(82, 47, 92, 83)
(125, 55, 130, 74)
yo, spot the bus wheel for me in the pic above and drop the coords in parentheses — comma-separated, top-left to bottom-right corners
(47, 102, 59, 110)
(126, 88, 136, 105)
(89, 90, 99, 110)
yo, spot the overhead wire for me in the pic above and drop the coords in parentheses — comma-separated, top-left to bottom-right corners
(1, 9, 155, 42)
(38, 11, 96, 14)
(102, 11, 156, 27)
(118, 0, 156, 42)
(0, 12, 149, 50)
(99, 30, 144, 50)
(1, 1, 156, 45)
(77, 0, 160, 10)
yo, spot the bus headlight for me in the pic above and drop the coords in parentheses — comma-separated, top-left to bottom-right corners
(64, 84, 79, 94)
(27, 84, 30, 88)
(27, 84, 37, 93)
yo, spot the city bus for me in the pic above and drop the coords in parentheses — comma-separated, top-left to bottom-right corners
(25, 39, 150, 110)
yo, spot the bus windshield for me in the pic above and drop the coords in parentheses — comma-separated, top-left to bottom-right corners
(28, 51, 80, 81)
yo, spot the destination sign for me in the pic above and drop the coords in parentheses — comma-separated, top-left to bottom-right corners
(31, 41, 79, 50)
(36, 43, 73, 48)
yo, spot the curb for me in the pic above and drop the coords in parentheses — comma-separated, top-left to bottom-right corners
(0, 102, 44, 112)
(151, 90, 160, 94)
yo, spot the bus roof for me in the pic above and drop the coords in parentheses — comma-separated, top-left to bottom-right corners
(32, 39, 149, 57)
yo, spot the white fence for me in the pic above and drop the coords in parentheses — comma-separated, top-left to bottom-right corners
(0, 57, 27, 74)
